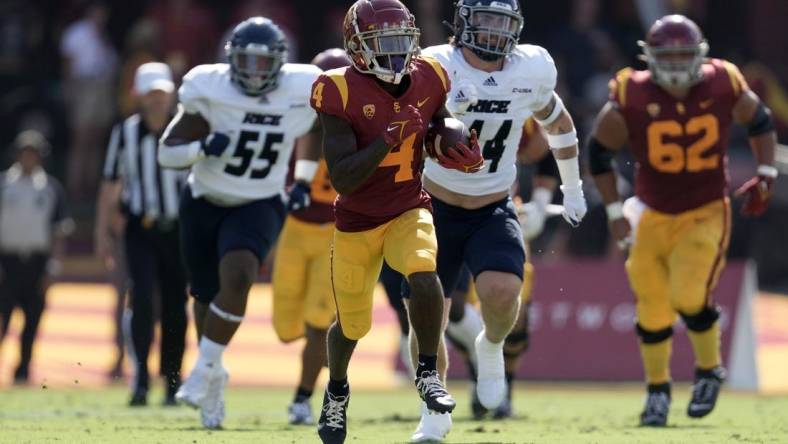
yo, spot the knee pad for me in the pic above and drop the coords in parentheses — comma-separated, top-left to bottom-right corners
(636, 323, 673, 344)
(680, 305, 720, 332)
(274, 322, 304, 343)
(503, 328, 530, 358)
(404, 250, 437, 276)
(337, 312, 372, 340)
(304, 306, 336, 332)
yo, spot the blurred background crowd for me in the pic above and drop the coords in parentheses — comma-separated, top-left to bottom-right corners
(0, 1, 786, 289)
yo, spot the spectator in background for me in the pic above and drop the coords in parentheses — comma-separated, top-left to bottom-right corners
(117, 19, 160, 117)
(0, 130, 73, 384)
(96, 63, 188, 406)
(146, 0, 218, 78)
(59, 1, 117, 200)
(218, 0, 300, 63)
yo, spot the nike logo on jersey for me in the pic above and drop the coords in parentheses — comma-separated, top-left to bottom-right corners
(483, 76, 498, 87)
(700, 99, 714, 109)
(417, 97, 430, 108)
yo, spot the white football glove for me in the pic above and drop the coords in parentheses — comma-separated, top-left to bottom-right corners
(560, 183, 587, 227)
(519, 202, 547, 241)
(448, 80, 479, 115)
(518, 187, 552, 241)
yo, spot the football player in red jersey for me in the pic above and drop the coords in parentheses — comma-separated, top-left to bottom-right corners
(589, 15, 777, 427)
(271, 48, 350, 426)
(309, 1, 483, 443)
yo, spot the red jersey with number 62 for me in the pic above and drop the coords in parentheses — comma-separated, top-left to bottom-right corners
(310, 56, 450, 232)
(610, 58, 748, 214)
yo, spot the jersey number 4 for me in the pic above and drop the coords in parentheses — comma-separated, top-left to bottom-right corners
(647, 114, 720, 174)
(469, 119, 512, 173)
(224, 130, 283, 179)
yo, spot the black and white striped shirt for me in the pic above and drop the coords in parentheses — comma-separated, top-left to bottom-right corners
(103, 114, 187, 221)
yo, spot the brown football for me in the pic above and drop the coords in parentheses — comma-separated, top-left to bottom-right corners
(424, 118, 470, 159)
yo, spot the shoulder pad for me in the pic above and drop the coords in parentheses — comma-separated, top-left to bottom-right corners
(608, 67, 634, 108)
(279, 63, 323, 100)
(420, 44, 454, 64)
(709, 58, 749, 98)
(179, 64, 230, 113)
(310, 69, 350, 116)
(417, 55, 449, 93)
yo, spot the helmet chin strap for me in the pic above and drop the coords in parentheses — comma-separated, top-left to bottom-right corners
(472, 47, 505, 62)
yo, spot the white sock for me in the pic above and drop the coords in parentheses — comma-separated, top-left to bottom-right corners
(196, 337, 226, 369)
(447, 303, 484, 352)
(476, 329, 504, 351)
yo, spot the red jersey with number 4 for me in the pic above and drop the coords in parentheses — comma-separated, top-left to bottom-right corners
(610, 58, 748, 214)
(310, 56, 450, 232)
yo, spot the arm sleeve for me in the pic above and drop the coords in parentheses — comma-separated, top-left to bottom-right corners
(102, 123, 123, 181)
(527, 47, 558, 112)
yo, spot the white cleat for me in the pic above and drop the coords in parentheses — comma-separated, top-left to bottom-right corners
(288, 400, 314, 425)
(175, 364, 217, 409)
(200, 367, 228, 429)
(411, 402, 452, 443)
(475, 331, 506, 410)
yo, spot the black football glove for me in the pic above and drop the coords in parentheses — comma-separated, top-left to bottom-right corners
(202, 132, 231, 157)
(287, 181, 312, 212)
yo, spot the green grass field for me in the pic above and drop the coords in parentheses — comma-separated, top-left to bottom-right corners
(1, 384, 786, 444)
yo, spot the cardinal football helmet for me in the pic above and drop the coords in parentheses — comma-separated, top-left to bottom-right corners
(639, 15, 709, 88)
(343, 0, 420, 84)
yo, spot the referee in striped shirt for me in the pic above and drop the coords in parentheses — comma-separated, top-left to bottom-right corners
(95, 63, 188, 406)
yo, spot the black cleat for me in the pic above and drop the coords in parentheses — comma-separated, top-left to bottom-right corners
(129, 388, 148, 407)
(470, 383, 488, 420)
(640, 383, 671, 427)
(415, 370, 456, 414)
(687, 366, 725, 418)
(317, 390, 349, 444)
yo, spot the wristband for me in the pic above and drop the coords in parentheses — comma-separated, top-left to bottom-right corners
(294, 159, 319, 182)
(606, 202, 624, 220)
(757, 164, 778, 179)
(547, 130, 579, 150)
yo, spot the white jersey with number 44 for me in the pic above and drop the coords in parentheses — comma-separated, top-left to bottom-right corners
(179, 63, 320, 205)
(421, 44, 557, 196)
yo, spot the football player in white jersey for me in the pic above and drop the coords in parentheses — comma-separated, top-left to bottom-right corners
(416, 0, 587, 435)
(157, 17, 321, 429)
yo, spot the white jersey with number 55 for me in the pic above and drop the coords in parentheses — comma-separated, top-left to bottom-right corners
(179, 63, 320, 205)
(421, 44, 557, 196)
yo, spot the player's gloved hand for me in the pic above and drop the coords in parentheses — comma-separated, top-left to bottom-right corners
(734, 165, 778, 216)
(202, 132, 231, 157)
(448, 79, 479, 115)
(559, 182, 587, 227)
(609, 217, 633, 250)
(384, 105, 424, 148)
(517, 188, 552, 241)
(437, 129, 484, 173)
(287, 181, 311, 212)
